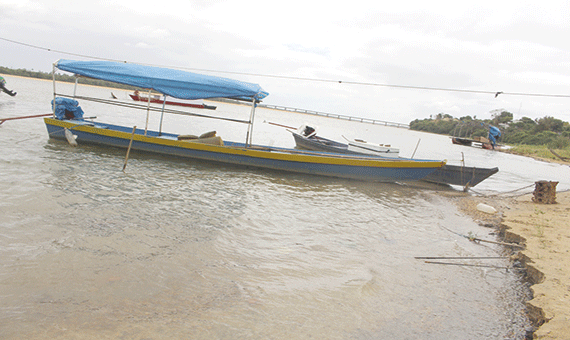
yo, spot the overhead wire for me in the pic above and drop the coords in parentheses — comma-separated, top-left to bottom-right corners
(2, 36, 570, 98)
(0, 37, 116, 61)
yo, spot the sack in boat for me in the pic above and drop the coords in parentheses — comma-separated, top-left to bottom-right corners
(183, 136, 224, 146)
(177, 135, 199, 140)
(199, 131, 217, 139)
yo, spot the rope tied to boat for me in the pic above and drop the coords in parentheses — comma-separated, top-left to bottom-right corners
(469, 183, 536, 197)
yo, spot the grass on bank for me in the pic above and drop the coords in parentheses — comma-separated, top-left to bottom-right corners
(504, 144, 570, 162)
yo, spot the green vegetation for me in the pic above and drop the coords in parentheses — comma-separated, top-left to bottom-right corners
(506, 144, 570, 162)
(410, 110, 570, 148)
(0, 66, 136, 90)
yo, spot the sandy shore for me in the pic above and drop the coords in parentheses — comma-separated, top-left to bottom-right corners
(501, 190, 570, 339)
(453, 187, 570, 339)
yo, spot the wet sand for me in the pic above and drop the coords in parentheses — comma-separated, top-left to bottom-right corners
(453, 185, 570, 339)
(502, 190, 570, 339)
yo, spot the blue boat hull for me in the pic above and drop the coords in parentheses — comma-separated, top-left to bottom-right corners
(45, 118, 444, 182)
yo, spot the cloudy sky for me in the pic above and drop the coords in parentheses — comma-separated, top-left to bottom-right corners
(2, 0, 570, 124)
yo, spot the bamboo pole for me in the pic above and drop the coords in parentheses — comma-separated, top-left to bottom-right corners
(265, 121, 296, 129)
(122, 126, 137, 172)
(0, 113, 53, 125)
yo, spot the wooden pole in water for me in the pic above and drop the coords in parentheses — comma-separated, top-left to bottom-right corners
(122, 126, 137, 172)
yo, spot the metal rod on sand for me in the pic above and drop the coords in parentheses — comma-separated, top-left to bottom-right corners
(440, 225, 525, 249)
(122, 126, 137, 172)
(423, 261, 512, 270)
(415, 256, 509, 260)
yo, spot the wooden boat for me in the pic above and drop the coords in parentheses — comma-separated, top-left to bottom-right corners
(45, 59, 445, 182)
(291, 129, 498, 188)
(451, 137, 472, 146)
(129, 93, 217, 110)
(451, 136, 498, 150)
(293, 125, 399, 157)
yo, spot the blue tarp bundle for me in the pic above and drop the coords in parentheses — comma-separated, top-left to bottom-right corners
(55, 59, 269, 102)
(51, 97, 84, 120)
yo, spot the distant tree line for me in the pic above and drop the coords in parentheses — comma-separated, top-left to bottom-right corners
(409, 110, 570, 148)
(0, 66, 136, 90)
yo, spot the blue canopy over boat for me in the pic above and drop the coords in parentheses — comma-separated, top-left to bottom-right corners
(55, 59, 268, 102)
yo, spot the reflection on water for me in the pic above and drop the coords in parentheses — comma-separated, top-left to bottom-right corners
(0, 77, 539, 339)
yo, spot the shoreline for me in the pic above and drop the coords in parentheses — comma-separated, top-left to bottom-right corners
(501, 190, 570, 339)
(500, 148, 570, 166)
(451, 185, 569, 339)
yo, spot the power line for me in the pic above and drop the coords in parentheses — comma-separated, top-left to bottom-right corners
(0, 37, 117, 62)
(2, 36, 570, 98)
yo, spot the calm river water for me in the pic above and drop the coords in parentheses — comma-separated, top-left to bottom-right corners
(2, 75, 569, 339)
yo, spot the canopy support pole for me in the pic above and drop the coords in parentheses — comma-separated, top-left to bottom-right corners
(73, 76, 79, 98)
(144, 89, 152, 136)
(246, 98, 256, 147)
(159, 95, 167, 136)
(52, 64, 57, 117)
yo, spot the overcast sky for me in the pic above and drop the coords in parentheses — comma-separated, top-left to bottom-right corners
(2, 0, 570, 124)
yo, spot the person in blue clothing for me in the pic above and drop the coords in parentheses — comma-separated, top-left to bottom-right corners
(480, 122, 501, 149)
(487, 125, 501, 149)
(0, 76, 17, 96)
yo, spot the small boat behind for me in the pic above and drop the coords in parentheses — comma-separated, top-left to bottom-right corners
(290, 125, 498, 189)
(347, 139, 399, 157)
(292, 124, 399, 158)
(451, 137, 473, 146)
(129, 91, 217, 110)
